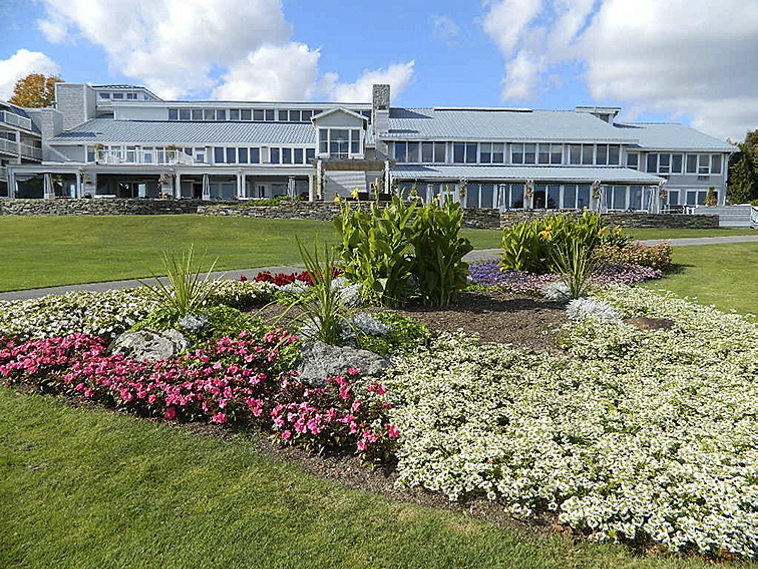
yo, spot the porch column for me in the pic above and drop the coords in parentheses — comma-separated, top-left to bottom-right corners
(8, 170, 16, 199)
(202, 174, 211, 201)
(43, 173, 54, 199)
(174, 172, 182, 199)
(236, 172, 244, 199)
(316, 159, 323, 200)
(384, 160, 391, 194)
(75, 171, 82, 199)
(308, 173, 315, 202)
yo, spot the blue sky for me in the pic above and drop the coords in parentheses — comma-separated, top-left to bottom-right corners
(1, 0, 756, 141)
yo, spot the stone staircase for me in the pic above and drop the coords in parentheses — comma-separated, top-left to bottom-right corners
(690, 205, 756, 227)
(322, 170, 367, 201)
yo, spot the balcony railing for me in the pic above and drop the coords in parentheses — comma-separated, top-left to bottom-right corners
(0, 111, 33, 131)
(0, 138, 15, 155)
(20, 143, 42, 160)
(94, 149, 198, 166)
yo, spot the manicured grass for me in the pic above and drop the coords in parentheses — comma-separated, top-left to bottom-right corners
(627, 227, 756, 240)
(1, 387, 741, 569)
(642, 242, 758, 315)
(0, 215, 501, 292)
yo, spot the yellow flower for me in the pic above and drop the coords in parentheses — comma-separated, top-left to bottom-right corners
(613, 226, 622, 235)
(598, 227, 607, 236)
(334, 195, 341, 203)
(351, 188, 360, 199)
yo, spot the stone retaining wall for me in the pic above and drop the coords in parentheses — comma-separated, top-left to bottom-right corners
(0, 198, 230, 216)
(500, 211, 720, 229)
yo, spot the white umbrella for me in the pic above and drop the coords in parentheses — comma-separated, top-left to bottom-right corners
(202, 173, 210, 200)
(43, 173, 53, 199)
(287, 177, 296, 198)
(425, 183, 434, 203)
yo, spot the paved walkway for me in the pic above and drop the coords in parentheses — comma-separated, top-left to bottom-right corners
(0, 235, 755, 302)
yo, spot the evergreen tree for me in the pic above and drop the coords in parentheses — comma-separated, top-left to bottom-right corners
(727, 138, 758, 204)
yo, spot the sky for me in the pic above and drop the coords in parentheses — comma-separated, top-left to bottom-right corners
(1, 0, 757, 142)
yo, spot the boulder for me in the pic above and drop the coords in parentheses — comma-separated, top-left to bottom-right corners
(297, 342, 393, 387)
(109, 329, 189, 361)
(624, 317, 675, 331)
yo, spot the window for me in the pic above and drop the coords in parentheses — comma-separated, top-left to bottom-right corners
(87, 146, 95, 162)
(168, 109, 178, 120)
(329, 129, 350, 157)
(422, 142, 434, 163)
(351, 130, 361, 155)
(480, 142, 504, 164)
(608, 145, 620, 165)
(672, 154, 683, 174)
(406, 141, 419, 162)
(179, 109, 191, 120)
(254, 109, 264, 121)
(512, 143, 524, 164)
(668, 190, 680, 206)
(194, 109, 205, 120)
(282, 148, 292, 164)
(627, 152, 638, 169)
(453, 143, 465, 163)
(290, 110, 300, 122)
(270, 148, 280, 164)
(524, 143, 536, 164)
(563, 185, 577, 209)
(686, 154, 697, 173)
(538, 144, 550, 164)
(155, 148, 165, 163)
(569, 144, 582, 165)
(465, 143, 477, 163)
(698, 154, 710, 174)
(126, 146, 136, 163)
(509, 184, 525, 208)
(126, 93, 137, 100)
(143, 147, 154, 164)
(596, 144, 608, 165)
(216, 109, 226, 121)
(113, 92, 124, 99)
(194, 148, 206, 163)
(265, 109, 275, 121)
(658, 153, 670, 174)
(294, 148, 303, 164)
(230, 109, 240, 121)
(629, 186, 643, 210)
(241, 109, 252, 121)
(305, 148, 315, 162)
(394, 142, 407, 163)
(647, 154, 658, 173)
(577, 185, 591, 209)
(319, 129, 328, 154)
(226, 148, 236, 163)
(550, 144, 562, 164)
(686, 190, 707, 205)
(250, 148, 260, 164)
(301, 110, 313, 122)
(547, 185, 560, 208)
(610, 186, 627, 210)
(99, 93, 110, 99)
(214, 147, 225, 164)
(278, 110, 288, 122)
(711, 154, 722, 174)
(238, 147, 248, 164)
(581, 144, 593, 165)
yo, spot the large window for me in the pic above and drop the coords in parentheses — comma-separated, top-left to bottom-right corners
(420, 142, 446, 163)
(452, 142, 478, 164)
(480, 143, 504, 164)
(320, 128, 360, 158)
(537, 144, 562, 165)
(568, 144, 595, 165)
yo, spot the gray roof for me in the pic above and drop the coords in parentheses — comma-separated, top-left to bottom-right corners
(614, 122, 735, 152)
(50, 118, 316, 145)
(387, 108, 638, 143)
(393, 165, 663, 184)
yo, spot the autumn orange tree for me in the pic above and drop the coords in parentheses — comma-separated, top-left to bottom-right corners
(8, 73, 63, 108)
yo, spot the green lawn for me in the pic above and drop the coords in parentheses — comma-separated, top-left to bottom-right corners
(642, 242, 758, 316)
(2, 386, 742, 569)
(627, 227, 756, 240)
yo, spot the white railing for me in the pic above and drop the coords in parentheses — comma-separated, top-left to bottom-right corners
(20, 143, 42, 160)
(94, 149, 197, 166)
(0, 111, 32, 131)
(0, 168, 6, 182)
(0, 138, 15, 154)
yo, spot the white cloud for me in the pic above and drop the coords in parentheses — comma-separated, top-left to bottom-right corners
(35, 0, 416, 104)
(432, 15, 460, 39)
(480, 0, 758, 140)
(0, 49, 61, 100)
(319, 61, 416, 103)
(212, 43, 320, 101)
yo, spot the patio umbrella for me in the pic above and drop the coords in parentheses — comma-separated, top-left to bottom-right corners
(425, 184, 434, 203)
(43, 173, 53, 199)
(202, 174, 210, 200)
(287, 177, 296, 198)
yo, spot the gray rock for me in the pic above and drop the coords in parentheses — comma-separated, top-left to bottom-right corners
(297, 342, 393, 387)
(109, 329, 190, 361)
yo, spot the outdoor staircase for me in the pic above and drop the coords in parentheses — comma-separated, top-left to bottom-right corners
(322, 170, 367, 201)
(690, 205, 756, 227)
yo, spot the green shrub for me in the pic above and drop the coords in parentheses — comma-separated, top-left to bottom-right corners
(550, 240, 596, 299)
(499, 212, 608, 274)
(592, 242, 673, 269)
(334, 197, 417, 307)
(355, 311, 430, 355)
(410, 199, 474, 306)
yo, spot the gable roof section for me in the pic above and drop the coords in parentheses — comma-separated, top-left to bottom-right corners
(614, 122, 735, 152)
(386, 108, 638, 143)
(311, 106, 366, 123)
(49, 118, 316, 145)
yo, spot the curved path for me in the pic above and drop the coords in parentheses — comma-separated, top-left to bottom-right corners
(0, 235, 755, 302)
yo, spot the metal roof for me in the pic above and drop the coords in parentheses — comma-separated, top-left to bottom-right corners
(615, 122, 735, 152)
(49, 118, 316, 145)
(387, 108, 639, 143)
(393, 165, 663, 184)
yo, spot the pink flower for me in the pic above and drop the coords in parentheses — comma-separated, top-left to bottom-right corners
(165, 406, 177, 420)
(387, 425, 400, 439)
(356, 439, 367, 451)
(281, 430, 292, 440)
(238, 275, 248, 282)
(375, 384, 387, 395)
(210, 412, 228, 424)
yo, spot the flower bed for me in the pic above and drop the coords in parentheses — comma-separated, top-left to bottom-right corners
(385, 286, 758, 557)
(0, 331, 398, 460)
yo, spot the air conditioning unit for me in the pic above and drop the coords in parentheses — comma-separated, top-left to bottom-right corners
(698, 175, 709, 180)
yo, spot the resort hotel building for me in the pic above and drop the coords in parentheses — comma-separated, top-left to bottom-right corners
(0, 83, 734, 212)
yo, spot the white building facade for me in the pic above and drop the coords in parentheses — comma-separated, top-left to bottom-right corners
(3, 83, 734, 212)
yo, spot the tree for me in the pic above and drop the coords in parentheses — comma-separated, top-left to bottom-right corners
(7, 73, 62, 108)
(727, 135, 758, 204)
